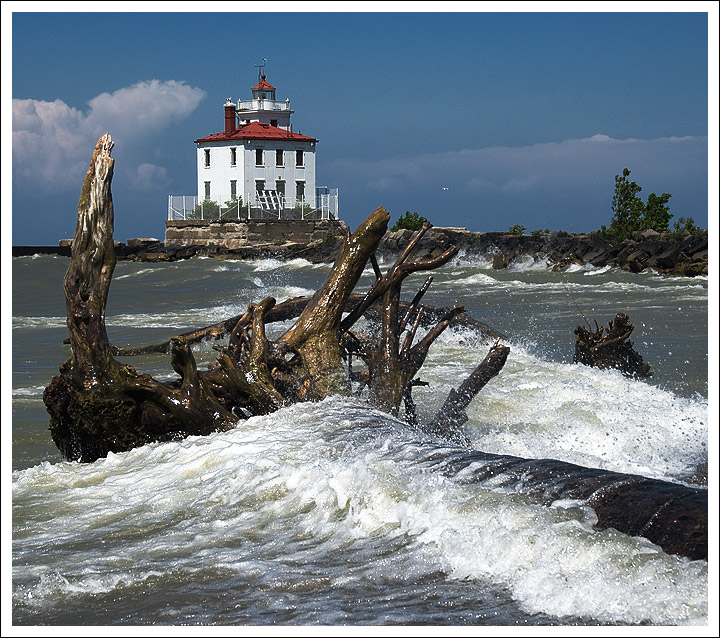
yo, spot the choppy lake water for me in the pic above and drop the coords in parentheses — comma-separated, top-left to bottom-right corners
(10, 252, 711, 626)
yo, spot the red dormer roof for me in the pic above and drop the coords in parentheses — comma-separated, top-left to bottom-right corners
(252, 74, 275, 90)
(195, 121, 317, 144)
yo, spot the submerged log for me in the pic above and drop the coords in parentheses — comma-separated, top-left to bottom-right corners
(573, 312, 652, 378)
(423, 447, 707, 561)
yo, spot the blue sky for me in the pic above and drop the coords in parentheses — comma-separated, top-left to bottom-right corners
(6, 4, 716, 245)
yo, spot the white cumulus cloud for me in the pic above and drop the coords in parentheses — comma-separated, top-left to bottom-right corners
(12, 80, 205, 191)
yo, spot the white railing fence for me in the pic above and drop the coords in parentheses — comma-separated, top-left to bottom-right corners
(168, 188, 339, 222)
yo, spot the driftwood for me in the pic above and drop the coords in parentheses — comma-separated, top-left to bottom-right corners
(427, 340, 510, 443)
(574, 312, 652, 378)
(44, 134, 507, 462)
(43, 135, 706, 562)
(417, 447, 707, 561)
(83, 295, 504, 357)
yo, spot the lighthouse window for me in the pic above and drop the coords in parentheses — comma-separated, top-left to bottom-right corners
(204, 149, 211, 168)
(230, 148, 237, 166)
(296, 150, 304, 167)
(271, 119, 278, 128)
(296, 181, 305, 201)
(230, 180, 237, 199)
(204, 181, 211, 200)
(256, 149, 264, 166)
(276, 180, 285, 196)
(255, 180, 265, 192)
(276, 150, 284, 167)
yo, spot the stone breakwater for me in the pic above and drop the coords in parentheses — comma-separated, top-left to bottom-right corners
(376, 227, 709, 277)
(14, 227, 708, 277)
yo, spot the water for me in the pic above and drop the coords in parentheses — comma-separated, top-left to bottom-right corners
(10, 253, 710, 626)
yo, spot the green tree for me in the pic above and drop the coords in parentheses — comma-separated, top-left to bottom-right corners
(391, 211, 428, 232)
(642, 192, 672, 232)
(602, 168, 674, 241)
(508, 224, 526, 236)
(605, 168, 644, 240)
(673, 216, 700, 237)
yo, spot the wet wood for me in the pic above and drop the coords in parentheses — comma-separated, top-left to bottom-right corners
(420, 447, 707, 561)
(75, 296, 505, 357)
(428, 341, 510, 443)
(44, 135, 238, 462)
(574, 312, 652, 378)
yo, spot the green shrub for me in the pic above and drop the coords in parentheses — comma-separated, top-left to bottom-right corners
(190, 200, 220, 219)
(293, 203, 314, 219)
(391, 211, 428, 232)
(508, 224, 526, 236)
(223, 196, 248, 218)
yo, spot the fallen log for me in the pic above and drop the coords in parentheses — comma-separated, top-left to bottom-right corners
(422, 447, 707, 561)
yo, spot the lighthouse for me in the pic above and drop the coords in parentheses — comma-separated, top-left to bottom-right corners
(168, 67, 338, 221)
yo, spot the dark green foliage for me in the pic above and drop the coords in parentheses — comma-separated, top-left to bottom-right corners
(191, 200, 220, 220)
(602, 168, 675, 241)
(190, 197, 247, 220)
(643, 192, 673, 232)
(673, 216, 701, 238)
(293, 203, 314, 219)
(391, 211, 428, 232)
(508, 224, 526, 236)
(223, 196, 248, 218)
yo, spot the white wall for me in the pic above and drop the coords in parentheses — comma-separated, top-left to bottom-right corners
(198, 140, 316, 208)
(196, 141, 245, 206)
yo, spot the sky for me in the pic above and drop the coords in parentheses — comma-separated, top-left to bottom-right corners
(5, 3, 717, 246)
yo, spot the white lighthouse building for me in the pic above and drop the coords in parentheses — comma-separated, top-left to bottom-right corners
(168, 69, 338, 221)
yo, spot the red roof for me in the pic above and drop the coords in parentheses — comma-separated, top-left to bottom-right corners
(195, 121, 317, 144)
(252, 75, 275, 90)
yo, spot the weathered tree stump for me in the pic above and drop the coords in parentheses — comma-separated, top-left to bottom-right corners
(44, 136, 239, 461)
(573, 312, 652, 378)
